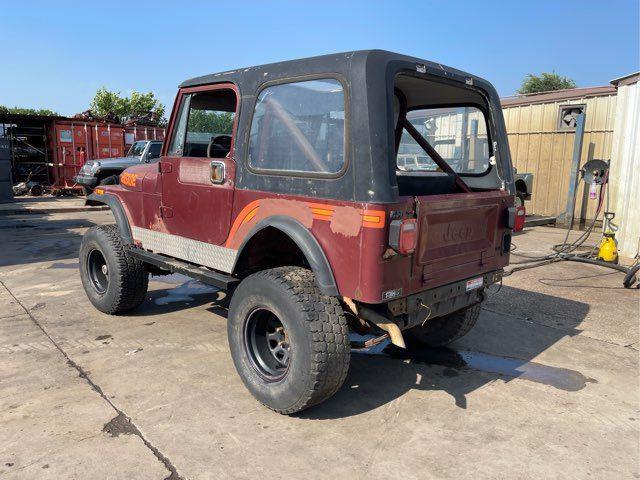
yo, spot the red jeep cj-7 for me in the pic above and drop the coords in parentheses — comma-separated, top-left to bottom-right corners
(81, 50, 524, 414)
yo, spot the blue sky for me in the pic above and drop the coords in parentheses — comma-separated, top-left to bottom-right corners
(1, 0, 638, 116)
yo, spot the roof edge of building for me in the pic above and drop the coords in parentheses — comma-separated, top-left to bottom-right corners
(610, 72, 640, 87)
(501, 85, 617, 107)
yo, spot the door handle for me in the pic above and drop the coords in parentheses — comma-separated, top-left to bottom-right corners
(210, 161, 226, 184)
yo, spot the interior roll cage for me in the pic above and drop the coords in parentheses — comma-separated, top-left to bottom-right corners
(393, 90, 471, 193)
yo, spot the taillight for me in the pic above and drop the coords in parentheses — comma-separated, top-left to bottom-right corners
(514, 205, 526, 232)
(389, 218, 418, 255)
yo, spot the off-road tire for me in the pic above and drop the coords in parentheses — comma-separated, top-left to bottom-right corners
(405, 303, 481, 347)
(228, 266, 350, 414)
(79, 225, 148, 314)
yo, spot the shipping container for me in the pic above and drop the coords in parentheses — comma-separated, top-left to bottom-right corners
(124, 125, 165, 150)
(51, 121, 93, 190)
(1, 113, 164, 194)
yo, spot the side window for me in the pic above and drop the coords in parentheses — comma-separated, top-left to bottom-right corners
(248, 78, 345, 175)
(167, 95, 190, 156)
(185, 90, 236, 158)
(167, 89, 237, 158)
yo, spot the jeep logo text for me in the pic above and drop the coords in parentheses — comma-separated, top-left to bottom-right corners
(443, 223, 474, 242)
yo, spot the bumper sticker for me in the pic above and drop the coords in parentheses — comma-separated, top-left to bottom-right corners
(466, 276, 484, 292)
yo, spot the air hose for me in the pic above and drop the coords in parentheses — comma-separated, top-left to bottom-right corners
(504, 169, 639, 289)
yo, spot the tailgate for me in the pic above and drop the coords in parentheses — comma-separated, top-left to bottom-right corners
(416, 191, 506, 273)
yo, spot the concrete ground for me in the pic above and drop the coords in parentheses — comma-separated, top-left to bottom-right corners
(0, 195, 108, 216)
(0, 207, 638, 479)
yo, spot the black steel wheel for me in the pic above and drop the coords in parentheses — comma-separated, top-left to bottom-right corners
(86, 248, 109, 294)
(79, 225, 148, 314)
(244, 308, 291, 381)
(228, 267, 350, 414)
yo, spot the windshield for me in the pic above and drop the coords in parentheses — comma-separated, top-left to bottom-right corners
(127, 141, 147, 157)
(397, 106, 490, 175)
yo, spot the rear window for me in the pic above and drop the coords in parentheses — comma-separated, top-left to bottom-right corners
(248, 78, 346, 175)
(397, 106, 490, 175)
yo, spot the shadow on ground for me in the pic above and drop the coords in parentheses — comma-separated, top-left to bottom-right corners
(126, 279, 590, 419)
(301, 285, 589, 419)
(0, 213, 94, 267)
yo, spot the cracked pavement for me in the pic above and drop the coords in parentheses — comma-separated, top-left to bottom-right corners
(0, 209, 638, 479)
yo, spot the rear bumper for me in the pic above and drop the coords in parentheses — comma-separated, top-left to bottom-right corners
(74, 174, 98, 187)
(387, 270, 502, 330)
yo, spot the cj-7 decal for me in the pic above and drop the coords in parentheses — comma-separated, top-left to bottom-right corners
(132, 199, 386, 273)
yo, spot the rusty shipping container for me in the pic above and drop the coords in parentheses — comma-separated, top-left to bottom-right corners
(50, 121, 125, 190)
(124, 125, 165, 150)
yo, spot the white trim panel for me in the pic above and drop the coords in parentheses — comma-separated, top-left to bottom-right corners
(132, 226, 237, 273)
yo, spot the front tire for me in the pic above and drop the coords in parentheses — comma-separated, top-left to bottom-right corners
(79, 225, 149, 314)
(228, 267, 350, 414)
(405, 303, 481, 347)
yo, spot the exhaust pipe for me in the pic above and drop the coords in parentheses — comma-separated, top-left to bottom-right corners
(357, 305, 406, 349)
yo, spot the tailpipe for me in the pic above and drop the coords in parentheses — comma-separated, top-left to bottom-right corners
(358, 305, 406, 349)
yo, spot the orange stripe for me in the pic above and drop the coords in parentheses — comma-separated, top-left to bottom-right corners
(244, 208, 258, 223)
(361, 209, 386, 228)
(225, 200, 261, 247)
(226, 200, 386, 248)
(310, 207, 333, 217)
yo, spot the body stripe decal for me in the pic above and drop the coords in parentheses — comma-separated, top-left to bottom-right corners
(224, 200, 386, 247)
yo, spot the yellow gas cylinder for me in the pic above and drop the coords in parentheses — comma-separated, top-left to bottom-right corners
(598, 233, 619, 263)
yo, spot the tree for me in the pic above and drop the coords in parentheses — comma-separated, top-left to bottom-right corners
(89, 88, 165, 124)
(188, 110, 234, 134)
(0, 105, 58, 116)
(127, 91, 165, 121)
(518, 72, 577, 94)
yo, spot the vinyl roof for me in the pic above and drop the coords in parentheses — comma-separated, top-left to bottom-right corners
(179, 50, 487, 89)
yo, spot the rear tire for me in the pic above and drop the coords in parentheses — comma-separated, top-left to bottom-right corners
(404, 303, 481, 347)
(79, 225, 148, 314)
(227, 267, 350, 414)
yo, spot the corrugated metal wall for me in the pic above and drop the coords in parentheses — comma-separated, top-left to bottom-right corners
(502, 93, 617, 219)
(608, 79, 639, 260)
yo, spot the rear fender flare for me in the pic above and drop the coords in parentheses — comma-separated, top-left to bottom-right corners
(232, 215, 339, 296)
(86, 192, 133, 244)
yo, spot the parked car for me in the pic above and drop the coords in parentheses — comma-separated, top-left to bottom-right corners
(74, 140, 162, 195)
(79, 50, 523, 414)
(514, 168, 533, 208)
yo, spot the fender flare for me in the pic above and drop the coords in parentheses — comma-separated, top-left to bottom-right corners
(86, 192, 133, 244)
(232, 215, 339, 296)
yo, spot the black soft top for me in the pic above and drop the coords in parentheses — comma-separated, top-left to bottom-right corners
(180, 50, 492, 91)
(178, 50, 512, 203)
